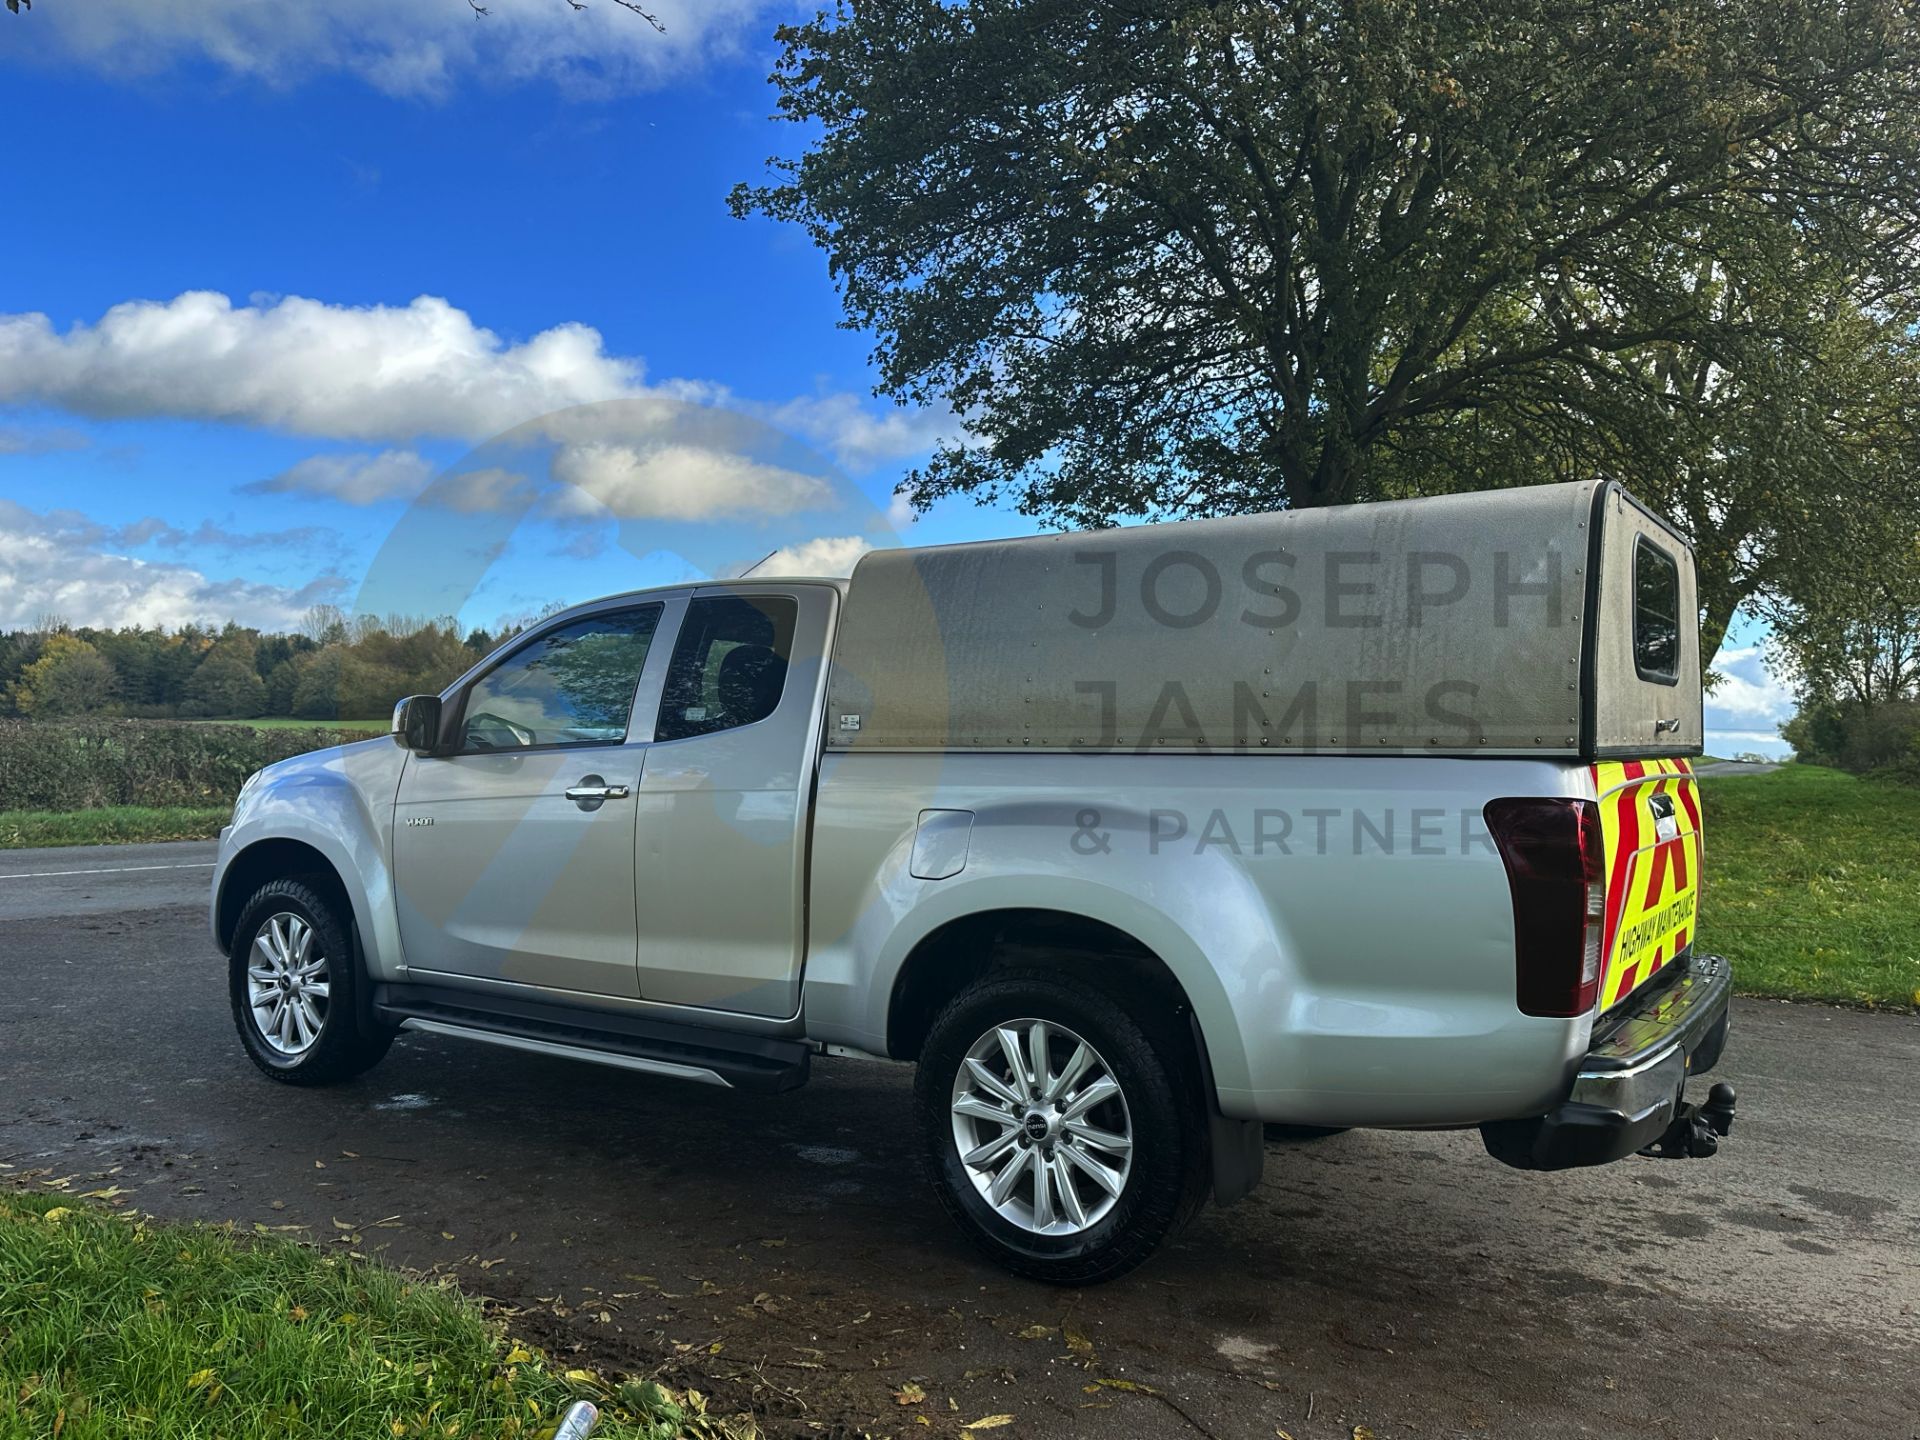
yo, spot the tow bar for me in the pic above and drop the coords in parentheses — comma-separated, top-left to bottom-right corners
(1640, 1081, 1737, 1159)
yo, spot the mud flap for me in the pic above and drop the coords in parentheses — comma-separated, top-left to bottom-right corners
(1189, 1014, 1265, 1205)
(1210, 1111, 1266, 1206)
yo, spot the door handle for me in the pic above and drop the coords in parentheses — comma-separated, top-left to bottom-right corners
(564, 782, 631, 802)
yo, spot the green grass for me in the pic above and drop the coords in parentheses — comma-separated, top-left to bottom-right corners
(0, 1190, 742, 1440)
(0, 805, 231, 848)
(183, 717, 387, 733)
(1703, 764, 1920, 1009)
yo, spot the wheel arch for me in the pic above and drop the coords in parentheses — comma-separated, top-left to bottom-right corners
(893, 903, 1267, 1226)
(887, 907, 1200, 1065)
(215, 838, 355, 950)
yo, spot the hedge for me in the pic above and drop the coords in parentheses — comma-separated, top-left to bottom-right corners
(0, 720, 379, 812)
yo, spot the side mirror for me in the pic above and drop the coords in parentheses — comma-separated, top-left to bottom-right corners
(391, 694, 444, 754)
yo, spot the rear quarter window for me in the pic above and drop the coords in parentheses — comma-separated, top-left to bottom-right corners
(1633, 537, 1680, 685)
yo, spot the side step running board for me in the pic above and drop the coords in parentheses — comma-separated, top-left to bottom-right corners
(399, 1018, 735, 1087)
(372, 983, 811, 1094)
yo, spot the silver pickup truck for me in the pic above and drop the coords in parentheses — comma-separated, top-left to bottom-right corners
(211, 479, 1735, 1282)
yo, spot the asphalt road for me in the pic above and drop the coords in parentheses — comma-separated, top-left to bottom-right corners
(3, 843, 1916, 1439)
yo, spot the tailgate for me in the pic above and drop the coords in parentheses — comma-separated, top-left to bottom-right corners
(1593, 758, 1701, 1010)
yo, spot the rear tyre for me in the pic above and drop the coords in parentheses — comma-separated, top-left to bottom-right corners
(914, 969, 1209, 1284)
(228, 877, 392, 1085)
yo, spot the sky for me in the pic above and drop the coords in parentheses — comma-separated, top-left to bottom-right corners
(0, 0, 1793, 755)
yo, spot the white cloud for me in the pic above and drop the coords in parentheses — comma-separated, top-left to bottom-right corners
(0, 293, 642, 442)
(1706, 644, 1795, 722)
(0, 292, 954, 472)
(0, 501, 345, 631)
(112, 516, 340, 556)
(548, 441, 835, 521)
(14, 0, 775, 101)
(244, 450, 437, 505)
(755, 535, 877, 577)
(768, 392, 962, 470)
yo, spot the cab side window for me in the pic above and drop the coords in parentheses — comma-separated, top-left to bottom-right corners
(654, 595, 797, 742)
(1633, 537, 1680, 684)
(459, 605, 662, 752)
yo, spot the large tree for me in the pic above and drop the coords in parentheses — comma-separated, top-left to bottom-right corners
(1366, 280, 1920, 658)
(7, 635, 118, 716)
(735, 0, 1920, 658)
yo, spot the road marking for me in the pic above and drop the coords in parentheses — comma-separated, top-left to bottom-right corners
(0, 862, 217, 881)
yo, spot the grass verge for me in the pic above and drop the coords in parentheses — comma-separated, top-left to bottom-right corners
(0, 806, 230, 848)
(0, 1190, 744, 1439)
(1703, 764, 1920, 1009)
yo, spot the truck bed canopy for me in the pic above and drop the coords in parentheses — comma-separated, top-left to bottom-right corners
(824, 480, 1701, 760)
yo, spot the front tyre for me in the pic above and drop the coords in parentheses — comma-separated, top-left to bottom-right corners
(228, 877, 392, 1085)
(915, 970, 1209, 1284)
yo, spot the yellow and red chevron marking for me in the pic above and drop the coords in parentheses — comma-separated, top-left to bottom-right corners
(1591, 757, 1701, 1010)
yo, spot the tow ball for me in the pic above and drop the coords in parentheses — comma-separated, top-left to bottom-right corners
(1640, 1082, 1737, 1159)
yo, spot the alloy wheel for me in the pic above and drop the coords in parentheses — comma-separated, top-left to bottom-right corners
(246, 911, 331, 1057)
(949, 1017, 1134, 1236)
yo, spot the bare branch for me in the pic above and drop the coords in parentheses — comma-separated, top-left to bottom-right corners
(609, 0, 665, 29)
(466, 0, 666, 30)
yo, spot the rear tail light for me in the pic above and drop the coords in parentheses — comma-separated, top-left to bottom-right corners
(1484, 797, 1606, 1017)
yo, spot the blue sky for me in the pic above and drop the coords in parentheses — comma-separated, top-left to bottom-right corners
(0, 0, 1792, 753)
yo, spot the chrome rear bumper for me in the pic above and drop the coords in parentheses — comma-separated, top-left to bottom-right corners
(1482, 953, 1733, 1171)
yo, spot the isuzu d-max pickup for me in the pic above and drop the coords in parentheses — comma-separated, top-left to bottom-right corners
(212, 479, 1735, 1281)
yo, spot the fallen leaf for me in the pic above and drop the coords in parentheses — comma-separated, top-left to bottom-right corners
(964, 1416, 1016, 1432)
(1017, 1324, 1055, 1340)
(504, 1345, 533, 1365)
(41, 1208, 74, 1223)
(1093, 1378, 1161, 1396)
(1354, 1429, 1376, 1440)
(1063, 1325, 1095, 1358)
(894, 1383, 927, 1406)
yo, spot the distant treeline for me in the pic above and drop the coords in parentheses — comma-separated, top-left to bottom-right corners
(0, 605, 553, 721)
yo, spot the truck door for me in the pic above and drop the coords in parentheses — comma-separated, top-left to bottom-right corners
(392, 599, 674, 997)
(631, 584, 834, 1018)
